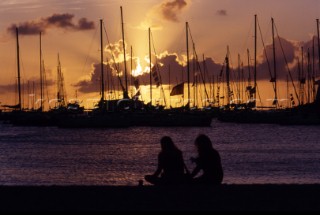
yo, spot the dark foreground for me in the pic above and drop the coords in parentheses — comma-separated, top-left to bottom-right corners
(0, 184, 319, 212)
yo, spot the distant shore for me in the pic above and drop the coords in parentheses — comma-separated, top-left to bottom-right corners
(0, 184, 319, 212)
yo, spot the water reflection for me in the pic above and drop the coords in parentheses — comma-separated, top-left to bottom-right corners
(0, 120, 320, 185)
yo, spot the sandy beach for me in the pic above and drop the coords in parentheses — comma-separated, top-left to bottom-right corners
(0, 184, 319, 212)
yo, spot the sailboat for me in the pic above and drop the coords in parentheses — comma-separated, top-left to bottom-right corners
(1, 28, 22, 112)
(50, 54, 84, 114)
(57, 19, 131, 128)
(59, 9, 212, 128)
(0, 27, 23, 122)
(278, 20, 320, 126)
(10, 32, 84, 126)
(218, 17, 320, 125)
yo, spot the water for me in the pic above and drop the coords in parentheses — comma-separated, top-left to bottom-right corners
(0, 119, 319, 186)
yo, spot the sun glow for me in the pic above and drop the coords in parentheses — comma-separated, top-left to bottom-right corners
(131, 58, 143, 77)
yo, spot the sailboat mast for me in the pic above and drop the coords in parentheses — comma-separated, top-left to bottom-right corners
(120, 6, 128, 98)
(238, 53, 241, 105)
(169, 64, 171, 108)
(57, 53, 60, 105)
(149, 28, 152, 106)
(317, 19, 320, 77)
(39, 31, 43, 112)
(301, 47, 304, 105)
(312, 37, 316, 102)
(271, 17, 278, 107)
(186, 22, 190, 109)
(307, 49, 311, 103)
(15, 28, 22, 111)
(130, 46, 133, 98)
(32, 81, 35, 110)
(247, 49, 251, 87)
(254, 14, 257, 107)
(226, 48, 231, 106)
(100, 19, 105, 101)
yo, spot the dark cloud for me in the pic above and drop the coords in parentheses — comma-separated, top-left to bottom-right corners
(8, 22, 44, 36)
(0, 79, 55, 95)
(239, 36, 319, 84)
(45, 13, 75, 28)
(77, 18, 96, 30)
(216, 10, 227, 16)
(256, 37, 299, 81)
(74, 52, 223, 94)
(73, 63, 102, 93)
(7, 13, 95, 36)
(160, 0, 188, 22)
(74, 40, 130, 94)
(73, 62, 127, 94)
(74, 37, 319, 95)
(0, 84, 17, 94)
(142, 54, 222, 85)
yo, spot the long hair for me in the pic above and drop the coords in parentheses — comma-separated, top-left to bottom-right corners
(195, 134, 213, 155)
(160, 136, 179, 152)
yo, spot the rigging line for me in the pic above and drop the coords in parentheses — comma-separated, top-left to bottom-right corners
(150, 30, 167, 107)
(274, 23, 300, 105)
(194, 49, 210, 103)
(102, 22, 126, 94)
(105, 58, 114, 98)
(227, 48, 237, 102)
(217, 58, 226, 106)
(81, 23, 98, 76)
(256, 83, 263, 107)
(228, 57, 236, 104)
(241, 18, 255, 57)
(187, 25, 210, 101)
(42, 61, 51, 109)
(203, 56, 215, 103)
(103, 23, 120, 71)
(257, 19, 276, 92)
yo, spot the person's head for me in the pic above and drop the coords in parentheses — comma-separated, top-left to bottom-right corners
(195, 134, 213, 154)
(160, 136, 177, 152)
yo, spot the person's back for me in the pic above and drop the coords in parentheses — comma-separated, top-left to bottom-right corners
(158, 149, 185, 180)
(196, 147, 223, 184)
(191, 134, 223, 185)
(145, 136, 186, 185)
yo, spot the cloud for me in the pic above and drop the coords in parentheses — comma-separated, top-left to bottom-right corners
(134, 20, 163, 31)
(105, 40, 126, 63)
(73, 35, 319, 95)
(73, 63, 102, 94)
(136, 52, 222, 86)
(73, 49, 223, 94)
(0, 79, 55, 95)
(216, 10, 227, 16)
(160, 0, 188, 22)
(241, 36, 319, 84)
(255, 37, 300, 81)
(74, 41, 132, 94)
(134, 0, 190, 31)
(7, 13, 95, 36)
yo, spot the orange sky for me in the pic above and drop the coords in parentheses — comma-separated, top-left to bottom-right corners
(0, 0, 319, 109)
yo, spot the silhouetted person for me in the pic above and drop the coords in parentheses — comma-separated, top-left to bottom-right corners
(190, 134, 223, 185)
(145, 136, 187, 185)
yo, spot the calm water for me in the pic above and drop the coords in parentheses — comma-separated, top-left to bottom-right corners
(0, 119, 319, 186)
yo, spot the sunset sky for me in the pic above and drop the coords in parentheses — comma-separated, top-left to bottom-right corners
(0, 0, 319, 109)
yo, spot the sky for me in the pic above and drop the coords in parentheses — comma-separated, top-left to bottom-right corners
(0, 0, 319, 109)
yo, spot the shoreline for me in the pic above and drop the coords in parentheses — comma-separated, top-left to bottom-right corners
(0, 184, 319, 211)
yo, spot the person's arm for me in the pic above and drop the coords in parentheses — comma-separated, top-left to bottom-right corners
(190, 157, 201, 177)
(190, 165, 201, 178)
(153, 154, 163, 177)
